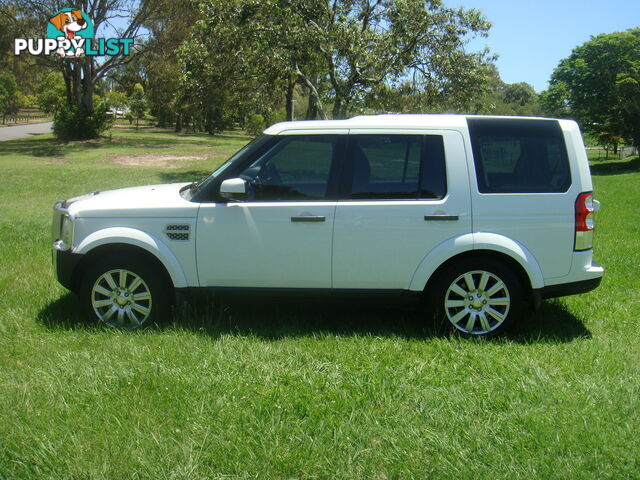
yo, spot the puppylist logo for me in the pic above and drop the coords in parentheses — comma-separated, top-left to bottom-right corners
(14, 8, 133, 57)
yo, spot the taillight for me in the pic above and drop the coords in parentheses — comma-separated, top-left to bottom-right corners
(575, 192, 595, 250)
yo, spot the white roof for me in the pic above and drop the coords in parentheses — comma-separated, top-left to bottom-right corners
(263, 114, 554, 135)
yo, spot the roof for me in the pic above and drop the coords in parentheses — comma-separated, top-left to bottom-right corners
(263, 114, 555, 135)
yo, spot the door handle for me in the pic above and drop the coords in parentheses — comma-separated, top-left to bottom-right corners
(291, 216, 326, 223)
(424, 215, 459, 221)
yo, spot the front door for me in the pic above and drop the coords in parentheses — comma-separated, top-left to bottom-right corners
(196, 133, 346, 288)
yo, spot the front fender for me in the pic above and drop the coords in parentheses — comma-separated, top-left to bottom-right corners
(409, 232, 545, 291)
(74, 227, 189, 288)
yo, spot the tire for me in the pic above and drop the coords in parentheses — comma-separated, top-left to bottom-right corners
(79, 253, 173, 329)
(429, 257, 525, 337)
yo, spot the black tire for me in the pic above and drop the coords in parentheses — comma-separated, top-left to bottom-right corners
(428, 257, 525, 337)
(79, 253, 173, 329)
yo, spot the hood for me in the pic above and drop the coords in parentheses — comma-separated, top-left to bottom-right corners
(66, 183, 198, 218)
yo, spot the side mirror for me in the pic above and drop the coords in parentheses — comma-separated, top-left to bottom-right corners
(220, 178, 248, 201)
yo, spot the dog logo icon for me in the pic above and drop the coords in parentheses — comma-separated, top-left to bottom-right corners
(46, 8, 94, 57)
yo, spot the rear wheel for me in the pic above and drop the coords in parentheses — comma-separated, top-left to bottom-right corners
(430, 258, 525, 337)
(80, 254, 173, 329)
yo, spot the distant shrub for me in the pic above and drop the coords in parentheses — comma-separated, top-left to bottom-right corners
(53, 100, 113, 141)
(245, 114, 265, 137)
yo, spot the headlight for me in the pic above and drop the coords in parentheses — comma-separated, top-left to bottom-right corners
(60, 214, 74, 247)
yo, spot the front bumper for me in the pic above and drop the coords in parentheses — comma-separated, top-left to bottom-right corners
(52, 241, 83, 291)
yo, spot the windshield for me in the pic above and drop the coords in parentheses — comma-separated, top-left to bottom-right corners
(191, 135, 272, 195)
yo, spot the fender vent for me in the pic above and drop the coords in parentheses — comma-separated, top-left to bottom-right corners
(165, 224, 190, 241)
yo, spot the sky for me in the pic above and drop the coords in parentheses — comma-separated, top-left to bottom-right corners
(452, 0, 640, 92)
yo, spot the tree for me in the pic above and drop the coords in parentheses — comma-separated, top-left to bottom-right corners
(466, 65, 541, 116)
(544, 28, 640, 149)
(308, 1, 493, 118)
(0, 2, 50, 103)
(105, 90, 128, 114)
(244, 113, 265, 137)
(0, 72, 19, 123)
(141, 0, 200, 129)
(129, 82, 146, 129)
(503, 82, 536, 107)
(177, 0, 293, 131)
(35, 72, 66, 114)
(181, 0, 494, 122)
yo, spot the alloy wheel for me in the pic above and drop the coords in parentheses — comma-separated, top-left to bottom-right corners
(91, 268, 152, 328)
(444, 269, 511, 335)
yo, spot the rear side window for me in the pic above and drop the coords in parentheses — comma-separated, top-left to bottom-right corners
(467, 119, 571, 193)
(348, 134, 447, 199)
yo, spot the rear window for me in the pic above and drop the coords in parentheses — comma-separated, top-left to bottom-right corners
(467, 118, 571, 193)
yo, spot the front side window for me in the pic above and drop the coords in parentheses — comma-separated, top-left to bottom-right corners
(468, 118, 571, 193)
(240, 135, 341, 201)
(348, 134, 447, 200)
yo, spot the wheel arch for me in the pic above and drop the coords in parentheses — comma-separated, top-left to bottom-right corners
(71, 227, 188, 291)
(423, 249, 534, 299)
(409, 233, 544, 293)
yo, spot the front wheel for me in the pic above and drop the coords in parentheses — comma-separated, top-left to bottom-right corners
(430, 258, 525, 337)
(80, 254, 173, 329)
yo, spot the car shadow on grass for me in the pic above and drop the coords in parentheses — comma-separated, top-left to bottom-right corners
(38, 292, 591, 343)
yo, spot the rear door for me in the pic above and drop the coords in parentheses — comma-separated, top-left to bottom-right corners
(466, 118, 574, 279)
(332, 130, 471, 290)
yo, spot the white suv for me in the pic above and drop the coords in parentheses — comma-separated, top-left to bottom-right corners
(52, 115, 604, 336)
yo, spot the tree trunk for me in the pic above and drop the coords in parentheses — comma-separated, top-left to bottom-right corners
(205, 109, 213, 134)
(296, 67, 327, 120)
(73, 63, 83, 109)
(305, 74, 319, 120)
(63, 65, 73, 107)
(81, 59, 94, 113)
(332, 97, 349, 119)
(285, 80, 295, 121)
(332, 100, 342, 119)
(306, 94, 318, 120)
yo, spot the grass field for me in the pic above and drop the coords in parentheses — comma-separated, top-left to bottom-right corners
(0, 128, 639, 479)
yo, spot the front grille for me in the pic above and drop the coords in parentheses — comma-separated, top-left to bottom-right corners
(165, 224, 191, 241)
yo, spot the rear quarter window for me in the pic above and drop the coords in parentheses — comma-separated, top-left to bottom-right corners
(467, 118, 571, 193)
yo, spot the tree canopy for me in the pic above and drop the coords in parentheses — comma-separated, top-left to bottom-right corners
(542, 28, 640, 148)
(176, 0, 494, 128)
(0, 71, 20, 122)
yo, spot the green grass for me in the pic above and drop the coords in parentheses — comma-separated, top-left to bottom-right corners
(1, 128, 639, 479)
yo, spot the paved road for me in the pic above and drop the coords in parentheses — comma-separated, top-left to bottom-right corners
(0, 122, 53, 141)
